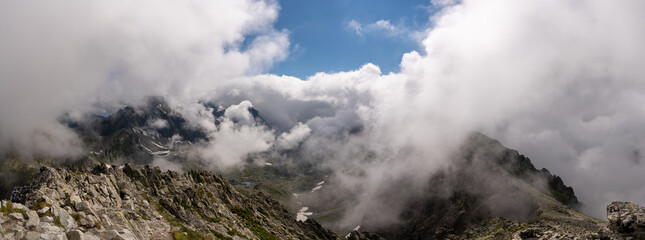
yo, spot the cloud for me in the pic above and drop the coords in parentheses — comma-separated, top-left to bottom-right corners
(275, 123, 311, 150)
(179, 100, 272, 170)
(345, 19, 408, 38)
(148, 119, 169, 129)
(346, 20, 363, 35)
(399, 0, 645, 218)
(370, 20, 397, 32)
(0, 0, 288, 157)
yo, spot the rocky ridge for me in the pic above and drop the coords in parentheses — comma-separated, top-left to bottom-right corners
(1, 164, 340, 240)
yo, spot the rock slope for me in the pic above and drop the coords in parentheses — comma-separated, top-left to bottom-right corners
(1, 164, 340, 240)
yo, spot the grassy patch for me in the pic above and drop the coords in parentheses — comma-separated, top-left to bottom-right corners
(54, 216, 64, 228)
(70, 213, 81, 222)
(0, 202, 26, 215)
(231, 207, 278, 240)
(30, 198, 51, 210)
(173, 231, 188, 240)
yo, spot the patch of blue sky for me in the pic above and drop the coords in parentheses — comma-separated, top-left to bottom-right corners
(269, 0, 440, 79)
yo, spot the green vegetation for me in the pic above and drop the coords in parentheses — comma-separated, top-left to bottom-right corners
(173, 231, 188, 240)
(54, 216, 64, 228)
(0, 202, 26, 215)
(71, 213, 81, 222)
(226, 228, 245, 239)
(232, 207, 279, 240)
(30, 198, 52, 210)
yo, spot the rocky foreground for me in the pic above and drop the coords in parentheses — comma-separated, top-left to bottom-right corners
(1, 164, 340, 240)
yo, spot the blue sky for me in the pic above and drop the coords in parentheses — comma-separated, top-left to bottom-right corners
(270, 0, 436, 79)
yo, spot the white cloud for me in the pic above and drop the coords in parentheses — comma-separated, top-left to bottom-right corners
(346, 19, 406, 37)
(347, 20, 363, 35)
(370, 20, 396, 32)
(0, 0, 288, 157)
(200, 101, 275, 170)
(148, 119, 169, 129)
(275, 123, 311, 150)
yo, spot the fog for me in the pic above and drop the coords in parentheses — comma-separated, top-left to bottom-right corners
(1, 0, 645, 224)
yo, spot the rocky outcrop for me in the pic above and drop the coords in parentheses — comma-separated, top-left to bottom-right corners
(1, 164, 341, 239)
(607, 201, 645, 239)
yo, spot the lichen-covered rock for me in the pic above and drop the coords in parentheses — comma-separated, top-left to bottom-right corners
(607, 201, 645, 239)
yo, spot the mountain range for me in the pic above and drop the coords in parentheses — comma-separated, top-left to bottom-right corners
(1, 99, 643, 239)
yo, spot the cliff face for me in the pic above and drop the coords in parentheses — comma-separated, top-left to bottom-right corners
(1, 164, 340, 240)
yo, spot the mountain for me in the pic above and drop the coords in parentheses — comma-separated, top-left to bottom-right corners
(292, 133, 623, 239)
(3, 102, 643, 239)
(367, 133, 606, 239)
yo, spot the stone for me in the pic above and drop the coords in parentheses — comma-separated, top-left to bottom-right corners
(38, 206, 50, 215)
(51, 205, 76, 229)
(9, 212, 24, 221)
(12, 203, 28, 211)
(66, 195, 82, 207)
(67, 230, 84, 240)
(0, 215, 9, 224)
(25, 210, 40, 229)
(75, 201, 91, 212)
(22, 231, 41, 240)
(78, 212, 95, 228)
(100, 214, 113, 227)
(4, 232, 15, 239)
(42, 215, 54, 222)
(13, 231, 25, 240)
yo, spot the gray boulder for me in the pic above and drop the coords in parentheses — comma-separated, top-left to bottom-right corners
(9, 212, 24, 221)
(22, 231, 41, 240)
(51, 205, 77, 229)
(25, 210, 40, 229)
(67, 230, 84, 240)
(607, 201, 645, 238)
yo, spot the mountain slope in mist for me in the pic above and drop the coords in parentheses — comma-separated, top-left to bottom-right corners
(294, 133, 615, 239)
(368, 133, 600, 239)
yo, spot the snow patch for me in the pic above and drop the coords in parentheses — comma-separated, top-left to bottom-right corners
(149, 141, 168, 149)
(345, 226, 361, 238)
(310, 181, 325, 193)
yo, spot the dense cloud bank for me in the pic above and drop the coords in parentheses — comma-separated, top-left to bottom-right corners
(1, 0, 645, 222)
